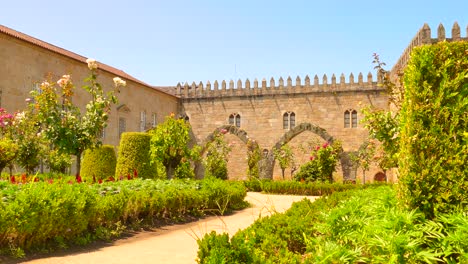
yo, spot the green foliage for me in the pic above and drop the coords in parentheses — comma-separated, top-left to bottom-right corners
(44, 149, 72, 174)
(150, 115, 199, 179)
(115, 132, 156, 179)
(0, 177, 246, 257)
(399, 41, 468, 218)
(30, 63, 123, 172)
(243, 179, 382, 195)
(273, 144, 294, 179)
(13, 110, 45, 174)
(246, 139, 261, 179)
(198, 186, 468, 263)
(81, 145, 117, 182)
(294, 141, 341, 183)
(0, 138, 17, 175)
(360, 107, 399, 169)
(204, 130, 231, 180)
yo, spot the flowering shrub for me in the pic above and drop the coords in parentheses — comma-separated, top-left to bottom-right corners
(294, 141, 341, 183)
(30, 58, 125, 173)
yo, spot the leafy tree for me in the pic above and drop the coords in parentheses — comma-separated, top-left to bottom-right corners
(30, 59, 125, 173)
(204, 130, 231, 179)
(149, 114, 198, 179)
(350, 139, 376, 183)
(246, 139, 261, 179)
(273, 144, 294, 179)
(360, 54, 401, 170)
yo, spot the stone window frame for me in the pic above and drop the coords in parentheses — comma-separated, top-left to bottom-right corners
(140, 110, 147, 132)
(151, 113, 157, 128)
(344, 109, 358, 128)
(229, 113, 241, 128)
(119, 117, 126, 139)
(282, 111, 296, 130)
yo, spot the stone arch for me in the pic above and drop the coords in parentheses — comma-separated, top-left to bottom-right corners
(261, 123, 353, 180)
(272, 123, 334, 151)
(198, 125, 257, 180)
(201, 124, 252, 153)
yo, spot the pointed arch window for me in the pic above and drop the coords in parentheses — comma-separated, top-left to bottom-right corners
(351, 110, 358, 128)
(283, 111, 295, 130)
(344, 109, 358, 128)
(229, 113, 241, 128)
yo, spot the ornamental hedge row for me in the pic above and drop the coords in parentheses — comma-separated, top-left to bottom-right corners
(0, 178, 246, 257)
(399, 41, 468, 218)
(115, 132, 157, 179)
(243, 179, 385, 195)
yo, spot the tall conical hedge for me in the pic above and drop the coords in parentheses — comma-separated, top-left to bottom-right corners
(115, 132, 157, 179)
(80, 145, 117, 181)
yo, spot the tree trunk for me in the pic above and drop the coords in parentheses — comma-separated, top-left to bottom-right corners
(166, 165, 175, 179)
(281, 168, 285, 180)
(76, 152, 82, 175)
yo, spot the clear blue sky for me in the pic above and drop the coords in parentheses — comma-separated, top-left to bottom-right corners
(3, 0, 468, 86)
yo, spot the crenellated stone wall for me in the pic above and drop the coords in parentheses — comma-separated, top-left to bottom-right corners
(179, 73, 388, 181)
(391, 22, 468, 78)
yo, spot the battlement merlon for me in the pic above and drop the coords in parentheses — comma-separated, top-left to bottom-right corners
(391, 22, 468, 78)
(176, 72, 385, 99)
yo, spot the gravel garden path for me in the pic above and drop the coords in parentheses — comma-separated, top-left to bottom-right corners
(15, 192, 317, 264)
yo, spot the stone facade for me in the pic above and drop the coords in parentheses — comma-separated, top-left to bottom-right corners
(179, 75, 388, 181)
(0, 25, 179, 150)
(1, 22, 466, 181)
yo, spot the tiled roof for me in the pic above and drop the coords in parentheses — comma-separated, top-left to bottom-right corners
(0, 24, 176, 97)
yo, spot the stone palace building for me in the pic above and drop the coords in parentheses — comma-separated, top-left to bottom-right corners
(1, 23, 466, 181)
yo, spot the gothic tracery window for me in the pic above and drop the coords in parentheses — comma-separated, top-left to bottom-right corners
(283, 111, 295, 130)
(344, 109, 358, 128)
(229, 113, 241, 128)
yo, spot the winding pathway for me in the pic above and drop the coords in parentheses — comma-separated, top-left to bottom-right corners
(16, 192, 317, 264)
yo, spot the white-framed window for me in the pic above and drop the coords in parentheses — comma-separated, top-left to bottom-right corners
(151, 113, 157, 128)
(229, 113, 241, 128)
(119, 117, 126, 138)
(283, 111, 295, 130)
(140, 110, 146, 131)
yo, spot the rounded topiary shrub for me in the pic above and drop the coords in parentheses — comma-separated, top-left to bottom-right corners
(80, 145, 117, 182)
(115, 132, 157, 179)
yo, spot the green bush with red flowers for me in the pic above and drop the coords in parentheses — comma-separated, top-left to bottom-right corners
(294, 141, 341, 183)
(0, 177, 246, 257)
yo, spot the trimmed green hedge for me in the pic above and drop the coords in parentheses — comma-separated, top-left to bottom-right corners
(399, 41, 468, 218)
(115, 132, 157, 179)
(80, 145, 117, 181)
(243, 179, 385, 195)
(0, 178, 246, 257)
